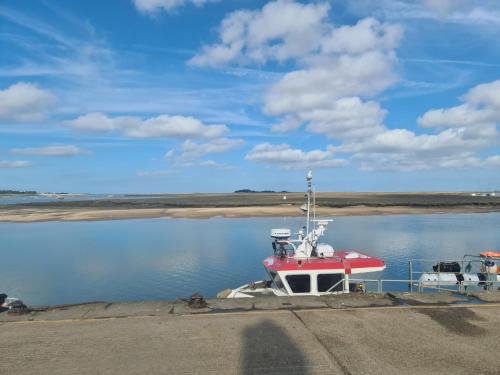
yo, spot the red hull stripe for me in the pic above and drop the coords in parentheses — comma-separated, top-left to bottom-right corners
(263, 252, 385, 272)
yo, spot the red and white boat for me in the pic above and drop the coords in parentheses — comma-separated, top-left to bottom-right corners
(221, 172, 385, 298)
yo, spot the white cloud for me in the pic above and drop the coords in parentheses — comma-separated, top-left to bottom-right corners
(0, 160, 31, 168)
(164, 149, 176, 159)
(348, 0, 500, 25)
(353, 150, 500, 172)
(11, 145, 89, 157)
(188, 1, 499, 173)
(271, 116, 302, 133)
(0, 82, 55, 122)
(137, 170, 175, 177)
(174, 159, 235, 169)
(179, 138, 244, 160)
(264, 51, 397, 116)
(423, 0, 500, 24)
(189, 0, 330, 67)
(320, 17, 402, 55)
(162, 138, 243, 170)
(321, 78, 500, 171)
(332, 121, 499, 171)
(454, 7, 500, 25)
(353, 151, 489, 172)
(190, 1, 409, 171)
(125, 115, 227, 139)
(274, 96, 388, 141)
(190, 1, 403, 69)
(334, 126, 497, 155)
(465, 79, 500, 110)
(486, 155, 500, 167)
(303, 97, 386, 140)
(423, 0, 460, 17)
(245, 143, 347, 169)
(65, 112, 228, 139)
(418, 104, 498, 129)
(213, 3, 401, 145)
(418, 79, 500, 128)
(133, 0, 217, 14)
(65, 112, 121, 132)
(198, 160, 235, 169)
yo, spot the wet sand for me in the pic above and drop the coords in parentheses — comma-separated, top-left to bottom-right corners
(1, 192, 499, 222)
(0, 204, 499, 222)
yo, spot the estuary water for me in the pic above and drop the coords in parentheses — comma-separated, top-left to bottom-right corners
(0, 193, 156, 205)
(1, 213, 500, 306)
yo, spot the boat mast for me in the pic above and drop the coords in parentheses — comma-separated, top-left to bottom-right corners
(306, 171, 312, 236)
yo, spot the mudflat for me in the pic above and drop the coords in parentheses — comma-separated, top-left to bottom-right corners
(0, 192, 499, 222)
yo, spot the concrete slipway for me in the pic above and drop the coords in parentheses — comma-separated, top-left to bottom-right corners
(1, 292, 500, 375)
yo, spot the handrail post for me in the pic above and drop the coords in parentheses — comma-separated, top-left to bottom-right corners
(437, 261, 440, 291)
(408, 260, 413, 292)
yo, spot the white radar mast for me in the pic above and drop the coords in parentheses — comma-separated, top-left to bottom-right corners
(306, 170, 313, 236)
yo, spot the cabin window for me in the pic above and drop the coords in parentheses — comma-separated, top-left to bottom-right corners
(285, 275, 310, 293)
(317, 274, 343, 292)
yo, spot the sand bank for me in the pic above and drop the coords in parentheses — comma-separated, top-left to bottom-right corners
(0, 205, 498, 222)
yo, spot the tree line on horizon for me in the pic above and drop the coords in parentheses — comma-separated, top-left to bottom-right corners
(234, 189, 289, 194)
(0, 190, 37, 195)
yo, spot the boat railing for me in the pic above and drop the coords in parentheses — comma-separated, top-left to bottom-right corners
(346, 277, 500, 295)
(407, 258, 498, 293)
(271, 256, 500, 295)
(348, 278, 418, 294)
(278, 254, 344, 264)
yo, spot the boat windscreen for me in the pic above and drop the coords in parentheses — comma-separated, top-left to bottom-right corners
(268, 270, 287, 293)
(273, 242, 295, 258)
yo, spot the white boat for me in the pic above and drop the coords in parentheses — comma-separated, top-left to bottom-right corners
(219, 171, 386, 298)
(418, 253, 500, 291)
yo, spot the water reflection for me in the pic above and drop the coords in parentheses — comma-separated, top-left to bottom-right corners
(0, 213, 499, 305)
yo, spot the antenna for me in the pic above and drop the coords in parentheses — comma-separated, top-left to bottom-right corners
(306, 170, 312, 236)
(313, 183, 316, 223)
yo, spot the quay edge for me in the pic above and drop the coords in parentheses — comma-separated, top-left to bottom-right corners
(2, 291, 500, 323)
(2, 293, 500, 375)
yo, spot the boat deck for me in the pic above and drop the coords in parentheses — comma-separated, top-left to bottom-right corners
(263, 251, 385, 273)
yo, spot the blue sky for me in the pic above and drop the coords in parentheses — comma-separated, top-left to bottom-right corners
(0, 0, 499, 193)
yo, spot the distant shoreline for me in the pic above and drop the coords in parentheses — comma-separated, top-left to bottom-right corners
(0, 204, 499, 223)
(1, 192, 499, 222)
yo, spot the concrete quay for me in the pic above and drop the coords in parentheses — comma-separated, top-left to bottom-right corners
(1, 292, 500, 375)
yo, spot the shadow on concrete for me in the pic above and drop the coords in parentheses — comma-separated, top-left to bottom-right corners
(416, 307, 487, 337)
(241, 319, 310, 375)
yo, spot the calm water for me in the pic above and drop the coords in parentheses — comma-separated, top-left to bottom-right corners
(1, 213, 500, 305)
(0, 193, 152, 205)
(0, 194, 104, 205)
